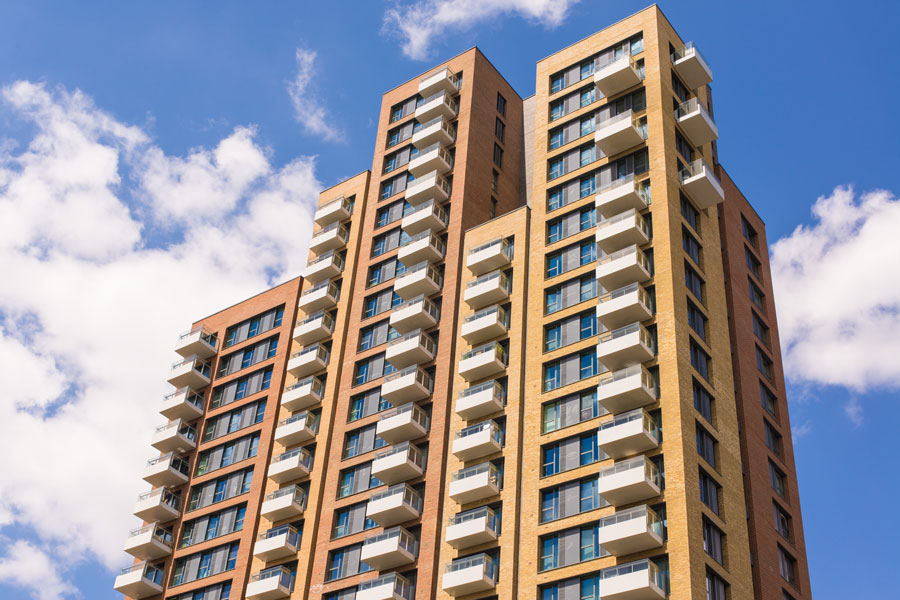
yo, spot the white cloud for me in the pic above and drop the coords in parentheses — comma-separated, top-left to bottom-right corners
(0, 540, 75, 600)
(382, 0, 579, 60)
(771, 186, 900, 391)
(287, 48, 344, 142)
(790, 420, 812, 441)
(0, 81, 321, 599)
(844, 397, 863, 427)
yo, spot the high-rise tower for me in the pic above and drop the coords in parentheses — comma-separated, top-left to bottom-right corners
(115, 6, 810, 600)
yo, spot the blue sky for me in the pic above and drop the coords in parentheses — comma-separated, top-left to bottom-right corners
(0, 1, 898, 599)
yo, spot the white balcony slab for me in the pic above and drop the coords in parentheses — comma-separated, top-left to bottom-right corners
(596, 284, 653, 330)
(174, 327, 217, 358)
(390, 296, 439, 334)
(167, 356, 211, 390)
(595, 177, 649, 219)
(596, 506, 664, 556)
(360, 527, 417, 570)
(293, 312, 334, 345)
(314, 196, 351, 227)
(597, 409, 659, 459)
(595, 209, 650, 254)
(452, 421, 502, 461)
(397, 232, 445, 266)
(442, 554, 497, 596)
(357, 573, 413, 600)
(418, 67, 461, 97)
(302, 252, 344, 284)
(445, 507, 499, 549)
(675, 99, 718, 146)
(405, 169, 451, 205)
(371, 443, 425, 485)
(465, 239, 511, 276)
(381, 366, 433, 405)
(260, 487, 306, 521)
(448, 463, 500, 504)
(595, 110, 644, 157)
(595, 246, 651, 291)
(408, 144, 452, 178)
(401, 199, 448, 235)
(150, 419, 196, 454)
(286, 345, 329, 377)
(133, 489, 181, 523)
(458, 343, 506, 382)
(124, 526, 172, 561)
(385, 330, 436, 369)
(597, 323, 654, 371)
(159, 388, 204, 421)
(461, 306, 508, 345)
(142, 453, 189, 488)
(597, 366, 657, 414)
(597, 456, 661, 506)
(281, 376, 324, 411)
(393, 262, 442, 299)
(680, 158, 724, 209)
(376, 404, 429, 444)
(274, 412, 318, 446)
(594, 54, 641, 97)
(113, 563, 163, 599)
(309, 224, 348, 254)
(456, 381, 504, 420)
(366, 484, 422, 527)
(267, 448, 313, 484)
(463, 271, 510, 309)
(253, 526, 301, 562)
(671, 43, 713, 90)
(297, 281, 338, 313)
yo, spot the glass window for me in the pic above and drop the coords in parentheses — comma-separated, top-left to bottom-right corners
(580, 60, 594, 79)
(540, 536, 558, 571)
(580, 276, 597, 302)
(769, 461, 786, 498)
(542, 402, 561, 433)
(545, 324, 561, 352)
(544, 362, 561, 391)
(550, 101, 564, 121)
(546, 287, 561, 314)
(690, 340, 710, 380)
(580, 433, 598, 465)
(541, 488, 559, 522)
(580, 313, 596, 339)
(765, 421, 783, 458)
(579, 351, 597, 379)
(580, 87, 595, 107)
(547, 253, 562, 278)
(579, 478, 599, 512)
(580, 525, 600, 561)
(580, 241, 596, 265)
(580, 116, 594, 137)
(579, 176, 595, 198)
(549, 158, 563, 180)
(542, 445, 560, 476)
(760, 382, 777, 416)
(548, 220, 563, 244)
(699, 469, 720, 514)
(580, 390, 599, 421)
(550, 74, 564, 93)
(580, 207, 596, 230)
(548, 189, 563, 211)
(580, 145, 595, 166)
(549, 130, 564, 150)
(694, 379, 713, 422)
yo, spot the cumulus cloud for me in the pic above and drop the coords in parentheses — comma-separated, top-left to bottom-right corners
(382, 0, 579, 60)
(287, 48, 344, 142)
(0, 81, 321, 599)
(771, 185, 900, 391)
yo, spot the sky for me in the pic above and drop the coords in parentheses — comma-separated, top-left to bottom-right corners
(0, 1, 898, 598)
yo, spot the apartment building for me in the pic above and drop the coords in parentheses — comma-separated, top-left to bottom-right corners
(115, 6, 810, 600)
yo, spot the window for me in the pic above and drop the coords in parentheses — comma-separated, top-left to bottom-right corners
(769, 461, 786, 498)
(491, 169, 499, 192)
(580, 275, 597, 302)
(752, 311, 770, 346)
(490, 197, 497, 218)
(542, 445, 560, 476)
(496, 92, 507, 116)
(760, 382, 777, 417)
(541, 488, 559, 522)
(675, 129, 693, 161)
(741, 216, 759, 249)
(580, 145, 596, 167)
(548, 188, 562, 211)
(580, 116, 594, 137)
(543, 362, 561, 391)
(703, 518, 725, 564)
(579, 478, 600, 512)
(687, 301, 707, 341)
(544, 324, 561, 352)
(540, 536, 558, 571)
(542, 402, 561, 434)
(549, 129, 564, 149)
(685, 262, 704, 301)
(749, 277, 766, 311)
(699, 469, 721, 514)
(550, 100, 564, 121)
(778, 545, 797, 586)
(493, 143, 504, 168)
(765, 420, 783, 458)
(756, 345, 773, 380)
(580, 206, 596, 230)
(580, 389, 599, 421)
(690, 339, 711, 380)
(706, 568, 728, 600)
(683, 227, 702, 265)
(548, 157, 563, 180)
(580, 240, 596, 265)
(547, 253, 562, 278)
(694, 379, 713, 423)
(696, 423, 717, 467)
(774, 502, 792, 541)
(580, 313, 597, 339)
(223, 306, 284, 348)
(547, 220, 563, 244)
(390, 105, 403, 123)
(579, 351, 598, 379)
(550, 74, 564, 94)
(745, 246, 762, 278)
(495, 118, 505, 142)
(380, 179, 395, 200)
(681, 194, 699, 231)
(580, 86, 595, 107)
(580, 433, 599, 465)
(579, 175, 595, 198)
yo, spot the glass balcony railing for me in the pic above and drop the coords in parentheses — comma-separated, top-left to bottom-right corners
(153, 419, 196, 441)
(250, 565, 295, 589)
(368, 483, 423, 512)
(380, 402, 430, 428)
(461, 341, 506, 364)
(448, 505, 500, 533)
(161, 388, 203, 410)
(306, 250, 345, 270)
(271, 447, 314, 469)
(387, 329, 437, 355)
(597, 282, 652, 308)
(599, 504, 664, 538)
(146, 452, 189, 475)
(135, 488, 181, 511)
(383, 365, 434, 392)
(597, 455, 662, 488)
(285, 376, 325, 397)
(374, 441, 425, 468)
(679, 158, 720, 186)
(598, 323, 654, 350)
(290, 344, 330, 364)
(127, 523, 173, 546)
(455, 420, 502, 444)
(596, 174, 651, 205)
(258, 524, 301, 546)
(392, 294, 440, 319)
(466, 270, 510, 292)
(598, 408, 659, 440)
(671, 41, 709, 66)
(597, 208, 650, 237)
(177, 326, 218, 349)
(452, 461, 499, 482)
(599, 558, 666, 590)
(446, 552, 497, 580)
(358, 572, 413, 599)
(278, 410, 320, 433)
(459, 379, 505, 402)
(118, 561, 163, 585)
(468, 237, 512, 259)
(597, 364, 655, 391)
(363, 526, 419, 555)
(170, 356, 211, 378)
(301, 279, 340, 299)
(396, 260, 443, 284)
(463, 305, 509, 326)
(264, 485, 307, 506)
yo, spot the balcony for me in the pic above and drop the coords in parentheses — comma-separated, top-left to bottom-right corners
(174, 326, 217, 358)
(671, 42, 713, 90)
(412, 116, 455, 150)
(595, 245, 651, 291)
(360, 526, 418, 570)
(297, 280, 339, 313)
(405, 169, 452, 205)
(415, 89, 458, 121)
(401, 198, 449, 235)
(371, 441, 425, 484)
(448, 462, 500, 504)
(596, 505, 664, 556)
(281, 376, 324, 411)
(458, 341, 507, 382)
(596, 208, 650, 254)
(595, 175, 650, 219)
(381, 366, 434, 405)
(408, 143, 452, 177)
(452, 420, 502, 461)
(124, 525, 173, 561)
(446, 506, 500, 549)
(246, 566, 295, 600)
(466, 238, 512, 276)
(309, 222, 349, 254)
(397, 231, 446, 266)
(456, 380, 504, 420)
(302, 250, 344, 284)
(260, 485, 307, 521)
(293, 311, 335, 345)
(595, 110, 645, 157)
(597, 323, 654, 371)
(419, 67, 461, 97)
(133, 488, 181, 523)
(366, 484, 423, 527)
(113, 562, 163, 599)
(150, 419, 197, 453)
(274, 411, 319, 446)
(286, 343, 330, 377)
(357, 572, 414, 600)
(463, 270, 510, 309)
(597, 559, 666, 600)
(442, 553, 497, 596)
(314, 195, 352, 227)
(390, 295, 439, 334)
(597, 365, 657, 414)
(597, 408, 660, 459)
(596, 455, 661, 506)
(596, 283, 653, 330)
(679, 158, 724, 209)
(142, 452, 189, 487)
(159, 388, 204, 421)
(594, 53, 641, 97)
(167, 355, 211, 389)
(385, 329, 437, 369)
(253, 525, 301, 562)
(675, 98, 718, 146)
(377, 403, 429, 444)
(461, 305, 508, 345)
(393, 261, 442, 299)
(268, 447, 313, 483)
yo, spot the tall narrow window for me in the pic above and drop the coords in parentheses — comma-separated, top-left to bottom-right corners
(493, 143, 504, 168)
(702, 518, 725, 564)
(769, 461, 787, 498)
